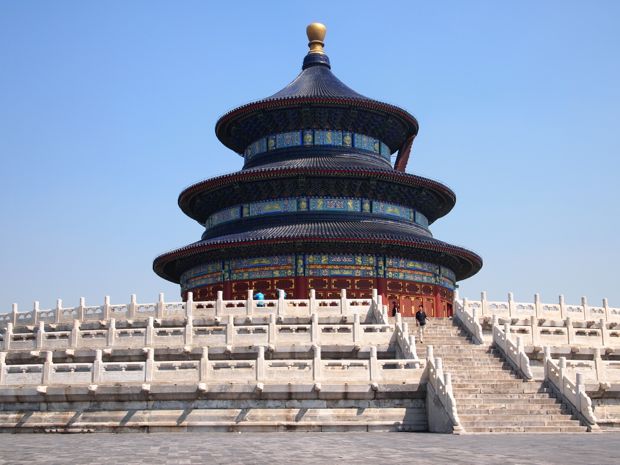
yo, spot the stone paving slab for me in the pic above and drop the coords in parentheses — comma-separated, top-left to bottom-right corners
(0, 432, 617, 465)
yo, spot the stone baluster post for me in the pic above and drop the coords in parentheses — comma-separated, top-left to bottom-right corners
(103, 296, 111, 321)
(402, 322, 410, 347)
(4, 323, 13, 351)
(309, 289, 316, 316)
(107, 318, 116, 346)
(558, 357, 567, 395)
(0, 352, 6, 385)
(186, 292, 194, 321)
(145, 348, 155, 383)
(11, 303, 18, 326)
(185, 316, 193, 346)
(602, 298, 609, 322)
(516, 336, 525, 371)
(575, 372, 585, 412)
(128, 294, 137, 320)
(340, 289, 348, 315)
(369, 346, 379, 382)
(600, 318, 608, 347)
(33, 301, 40, 325)
(408, 333, 417, 355)
(256, 345, 265, 382)
(78, 297, 85, 322)
(395, 312, 402, 331)
(42, 351, 53, 385)
(435, 357, 444, 381)
(566, 317, 574, 345)
(492, 314, 498, 329)
(311, 313, 319, 344)
(503, 322, 511, 344)
(268, 314, 277, 345)
(146, 317, 155, 346)
(530, 316, 539, 346)
(353, 313, 361, 344)
(246, 289, 253, 317)
(534, 293, 541, 319)
(581, 296, 588, 321)
(312, 345, 321, 382)
(277, 289, 285, 317)
(55, 299, 62, 324)
(444, 372, 453, 396)
(157, 293, 165, 319)
(70, 319, 80, 349)
(199, 346, 209, 382)
(215, 291, 223, 317)
(481, 291, 488, 317)
(593, 347, 606, 384)
(559, 294, 566, 320)
(543, 346, 551, 378)
(508, 292, 515, 318)
(426, 344, 434, 363)
(93, 349, 103, 383)
(36, 321, 45, 350)
(463, 297, 469, 317)
(226, 314, 234, 345)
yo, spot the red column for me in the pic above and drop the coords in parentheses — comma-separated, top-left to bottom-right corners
(434, 285, 442, 318)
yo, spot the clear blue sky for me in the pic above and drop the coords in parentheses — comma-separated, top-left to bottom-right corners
(1, 1, 618, 311)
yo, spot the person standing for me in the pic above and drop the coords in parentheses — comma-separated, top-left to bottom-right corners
(391, 301, 400, 317)
(415, 304, 429, 343)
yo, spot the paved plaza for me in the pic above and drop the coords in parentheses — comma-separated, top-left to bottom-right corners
(0, 432, 617, 465)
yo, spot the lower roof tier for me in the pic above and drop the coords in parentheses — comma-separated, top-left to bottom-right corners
(153, 218, 482, 284)
(178, 164, 456, 226)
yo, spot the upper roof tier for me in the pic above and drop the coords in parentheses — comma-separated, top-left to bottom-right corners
(215, 23, 419, 169)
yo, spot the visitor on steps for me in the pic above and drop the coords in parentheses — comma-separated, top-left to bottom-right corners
(391, 301, 400, 317)
(415, 305, 428, 343)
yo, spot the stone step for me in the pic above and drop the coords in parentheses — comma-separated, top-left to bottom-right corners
(454, 394, 559, 402)
(460, 407, 570, 415)
(451, 381, 534, 389)
(453, 387, 548, 394)
(463, 425, 587, 433)
(459, 414, 574, 422)
(460, 419, 582, 428)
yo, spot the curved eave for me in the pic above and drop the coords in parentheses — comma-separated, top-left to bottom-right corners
(153, 234, 482, 285)
(215, 96, 419, 154)
(178, 167, 456, 224)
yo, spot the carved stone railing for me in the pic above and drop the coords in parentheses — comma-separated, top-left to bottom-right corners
(393, 314, 420, 366)
(455, 290, 620, 324)
(424, 345, 462, 433)
(453, 298, 483, 344)
(477, 313, 620, 350)
(543, 347, 599, 430)
(0, 346, 424, 389)
(0, 289, 380, 330)
(1, 315, 394, 353)
(492, 317, 533, 380)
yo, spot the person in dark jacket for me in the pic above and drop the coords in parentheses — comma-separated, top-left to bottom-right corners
(391, 301, 400, 317)
(415, 305, 429, 342)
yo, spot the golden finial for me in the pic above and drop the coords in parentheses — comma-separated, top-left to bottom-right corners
(306, 22, 327, 55)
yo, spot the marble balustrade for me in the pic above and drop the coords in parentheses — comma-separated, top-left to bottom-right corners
(0, 347, 424, 388)
(0, 289, 379, 329)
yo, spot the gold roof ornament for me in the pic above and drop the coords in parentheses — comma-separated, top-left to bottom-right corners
(306, 22, 327, 55)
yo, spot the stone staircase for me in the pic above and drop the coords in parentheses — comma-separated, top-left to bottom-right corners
(404, 317, 587, 433)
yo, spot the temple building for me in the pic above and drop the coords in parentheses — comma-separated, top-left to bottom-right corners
(153, 23, 482, 317)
